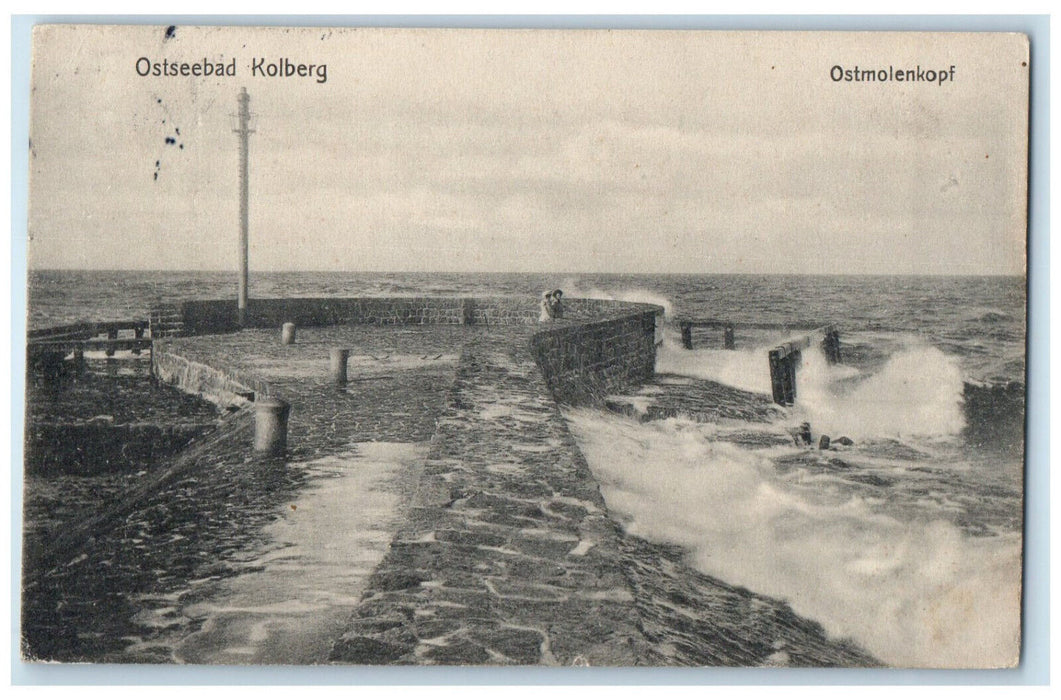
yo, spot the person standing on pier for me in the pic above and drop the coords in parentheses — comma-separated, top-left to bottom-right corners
(550, 289, 565, 319)
(540, 291, 554, 322)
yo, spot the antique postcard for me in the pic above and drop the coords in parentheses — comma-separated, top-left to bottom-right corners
(21, 25, 1028, 669)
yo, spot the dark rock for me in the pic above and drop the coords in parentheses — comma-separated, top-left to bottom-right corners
(520, 505, 547, 519)
(370, 571, 424, 592)
(835, 436, 855, 446)
(510, 536, 580, 559)
(844, 473, 896, 488)
(423, 639, 491, 664)
(547, 500, 589, 520)
(435, 529, 506, 548)
(414, 618, 463, 639)
(331, 635, 412, 664)
(472, 627, 544, 664)
(349, 617, 407, 634)
(353, 601, 416, 621)
(508, 559, 566, 578)
(818, 435, 831, 450)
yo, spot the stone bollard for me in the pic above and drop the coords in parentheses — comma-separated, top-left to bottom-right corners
(818, 434, 831, 450)
(254, 397, 291, 457)
(281, 322, 297, 345)
(330, 347, 350, 385)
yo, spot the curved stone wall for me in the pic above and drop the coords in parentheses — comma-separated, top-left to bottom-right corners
(164, 297, 665, 404)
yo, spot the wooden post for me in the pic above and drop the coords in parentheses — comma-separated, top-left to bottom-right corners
(71, 347, 86, 374)
(769, 349, 786, 405)
(724, 324, 735, 350)
(281, 322, 296, 345)
(105, 329, 118, 357)
(822, 330, 842, 364)
(769, 346, 800, 406)
(681, 322, 693, 350)
(784, 351, 799, 404)
(131, 327, 144, 355)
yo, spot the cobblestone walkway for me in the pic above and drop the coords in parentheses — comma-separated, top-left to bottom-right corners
(331, 334, 647, 665)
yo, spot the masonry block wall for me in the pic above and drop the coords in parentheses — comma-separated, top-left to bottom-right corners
(530, 309, 660, 403)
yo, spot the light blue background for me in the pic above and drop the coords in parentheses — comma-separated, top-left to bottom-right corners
(9, 13, 1050, 686)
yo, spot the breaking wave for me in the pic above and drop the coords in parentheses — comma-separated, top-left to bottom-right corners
(565, 409, 1022, 667)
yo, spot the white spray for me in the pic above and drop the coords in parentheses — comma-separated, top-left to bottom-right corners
(565, 410, 1021, 668)
(561, 289, 1015, 666)
(793, 342, 966, 441)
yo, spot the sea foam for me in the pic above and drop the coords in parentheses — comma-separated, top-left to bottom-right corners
(565, 409, 1021, 667)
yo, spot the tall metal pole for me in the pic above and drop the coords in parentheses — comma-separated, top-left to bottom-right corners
(235, 87, 253, 326)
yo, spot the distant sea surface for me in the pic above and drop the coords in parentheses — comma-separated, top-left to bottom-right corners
(27, 270, 1024, 385)
(25, 269, 1027, 667)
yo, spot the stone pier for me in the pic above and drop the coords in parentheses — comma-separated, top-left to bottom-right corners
(22, 297, 874, 667)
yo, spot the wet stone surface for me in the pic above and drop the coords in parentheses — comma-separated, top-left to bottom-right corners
(22, 327, 466, 663)
(330, 333, 648, 666)
(23, 360, 225, 589)
(161, 326, 470, 452)
(622, 536, 877, 667)
(25, 359, 221, 425)
(605, 374, 782, 425)
(23, 321, 878, 667)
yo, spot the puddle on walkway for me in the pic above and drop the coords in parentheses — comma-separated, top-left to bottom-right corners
(168, 442, 426, 665)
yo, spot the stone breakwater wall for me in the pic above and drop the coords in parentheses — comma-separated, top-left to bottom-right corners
(175, 296, 550, 334)
(174, 296, 659, 332)
(330, 337, 649, 665)
(532, 311, 659, 404)
(161, 297, 663, 405)
(152, 345, 272, 407)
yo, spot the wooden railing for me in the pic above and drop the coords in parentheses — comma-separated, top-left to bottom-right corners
(676, 318, 830, 350)
(27, 320, 152, 364)
(674, 318, 841, 406)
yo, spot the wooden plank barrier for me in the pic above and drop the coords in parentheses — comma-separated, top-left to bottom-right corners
(680, 322, 694, 350)
(27, 320, 154, 377)
(821, 329, 842, 364)
(29, 337, 153, 353)
(28, 320, 149, 342)
(768, 345, 801, 406)
(767, 325, 841, 406)
(677, 318, 826, 351)
(674, 317, 841, 406)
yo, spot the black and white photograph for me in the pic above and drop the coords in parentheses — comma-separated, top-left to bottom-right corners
(19, 24, 1029, 670)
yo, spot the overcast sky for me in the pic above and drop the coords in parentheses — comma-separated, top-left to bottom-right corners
(28, 26, 1028, 275)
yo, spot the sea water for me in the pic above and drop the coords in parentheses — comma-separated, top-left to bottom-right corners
(23, 270, 1025, 667)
